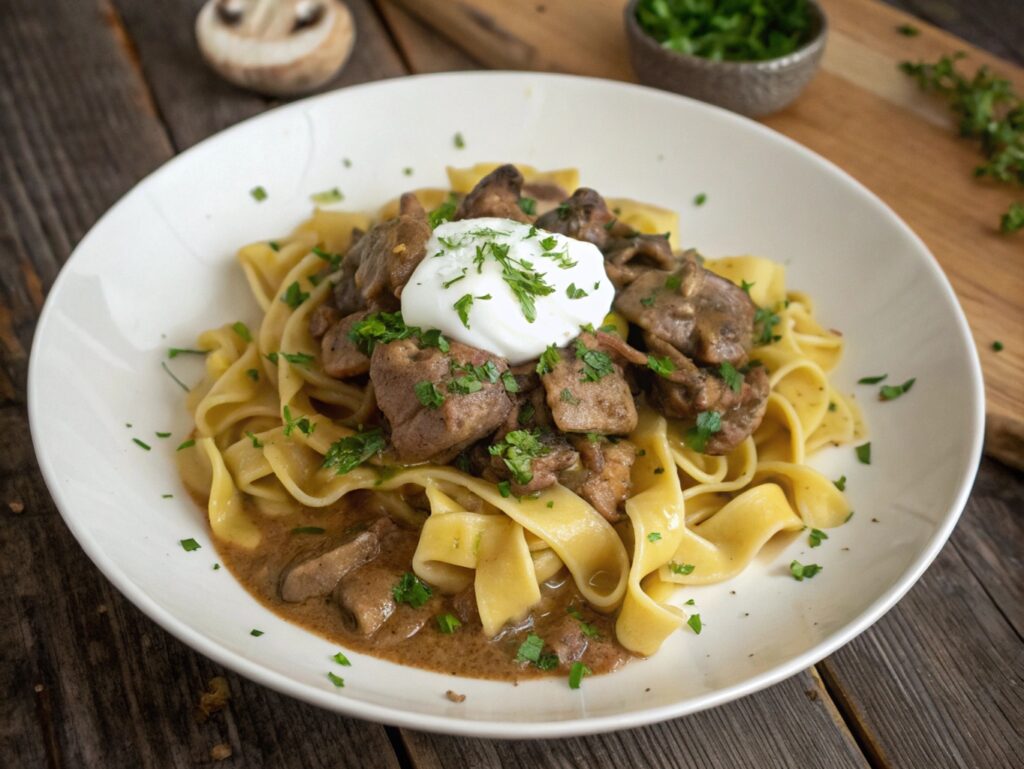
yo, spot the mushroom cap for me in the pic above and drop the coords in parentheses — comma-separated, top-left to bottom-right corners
(196, 0, 356, 97)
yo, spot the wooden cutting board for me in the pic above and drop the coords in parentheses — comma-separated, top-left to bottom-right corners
(388, 0, 1024, 467)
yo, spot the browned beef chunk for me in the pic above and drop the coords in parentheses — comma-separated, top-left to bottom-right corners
(452, 586, 480, 626)
(540, 340, 638, 435)
(335, 193, 430, 313)
(455, 164, 531, 223)
(614, 256, 755, 366)
(566, 436, 636, 522)
(547, 613, 629, 672)
(603, 233, 677, 289)
(522, 181, 568, 217)
(370, 338, 513, 464)
(489, 430, 578, 496)
(320, 310, 371, 379)
(308, 303, 340, 339)
(535, 188, 615, 248)
(278, 517, 393, 603)
(645, 334, 770, 455)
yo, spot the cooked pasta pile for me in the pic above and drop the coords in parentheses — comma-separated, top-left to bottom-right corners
(177, 164, 863, 658)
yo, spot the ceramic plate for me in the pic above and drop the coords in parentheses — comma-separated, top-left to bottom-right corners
(28, 72, 983, 738)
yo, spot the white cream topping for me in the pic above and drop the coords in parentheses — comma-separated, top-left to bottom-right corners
(401, 218, 614, 365)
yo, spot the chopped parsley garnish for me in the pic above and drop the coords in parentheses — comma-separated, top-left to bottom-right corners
(282, 405, 315, 437)
(274, 351, 315, 367)
(845, 511, 855, 523)
(567, 606, 601, 639)
(246, 431, 263, 448)
(453, 293, 491, 329)
(1003, 202, 1024, 233)
(436, 613, 462, 633)
(518, 197, 536, 215)
(647, 532, 662, 542)
(790, 560, 823, 581)
(518, 402, 536, 426)
(168, 347, 206, 359)
(647, 354, 676, 378)
(176, 439, 195, 451)
(489, 429, 550, 485)
(858, 374, 887, 384)
(232, 321, 252, 343)
(250, 629, 264, 637)
(539, 235, 558, 251)
(856, 442, 872, 465)
(322, 429, 386, 475)
(312, 246, 342, 271)
(560, 388, 580, 405)
(566, 283, 588, 299)
(448, 375, 482, 395)
(348, 311, 417, 355)
(453, 131, 465, 149)
(992, 340, 1004, 351)
(568, 661, 590, 689)
(693, 192, 707, 206)
(428, 194, 459, 229)
(133, 438, 151, 451)
(684, 598, 695, 606)
(442, 269, 468, 289)
(333, 651, 351, 666)
(327, 672, 345, 688)
(490, 242, 555, 321)
(686, 614, 702, 634)
(536, 344, 561, 375)
(497, 480, 511, 498)
(556, 202, 571, 220)
(393, 572, 432, 607)
(161, 494, 173, 499)
(291, 526, 325, 535)
(896, 23, 920, 36)
(640, 294, 656, 308)
(879, 378, 916, 401)
(546, 500, 554, 508)
(419, 328, 450, 352)
(246, 368, 259, 382)
(250, 185, 267, 202)
(635, 0, 813, 61)
(719, 361, 743, 392)
(281, 281, 309, 309)
(833, 475, 847, 491)
(414, 380, 445, 409)
(685, 410, 722, 453)
(754, 305, 782, 345)
(179, 538, 201, 552)
(402, 167, 413, 176)
(740, 279, 755, 294)
(515, 633, 545, 664)
(669, 562, 695, 575)
(809, 528, 828, 547)
(268, 241, 280, 251)
(311, 187, 344, 204)
(501, 371, 520, 393)
(574, 340, 614, 382)
(664, 274, 682, 290)
(827, 401, 837, 412)
(653, 466, 665, 474)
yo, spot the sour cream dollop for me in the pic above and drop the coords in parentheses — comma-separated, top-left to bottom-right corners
(401, 218, 614, 365)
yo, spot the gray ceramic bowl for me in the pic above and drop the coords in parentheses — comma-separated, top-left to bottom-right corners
(624, 0, 828, 117)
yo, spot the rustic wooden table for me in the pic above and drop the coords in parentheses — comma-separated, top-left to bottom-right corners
(1, 1, 1021, 767)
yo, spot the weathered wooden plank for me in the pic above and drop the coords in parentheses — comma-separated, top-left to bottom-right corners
(375, 0, 481, 73)
(400, 669, 869, 769)
(817, 460, 1024, 768)
(111, 0, 408, 150)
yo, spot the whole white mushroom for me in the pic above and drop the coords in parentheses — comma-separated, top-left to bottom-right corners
(196, 0, 355, 96)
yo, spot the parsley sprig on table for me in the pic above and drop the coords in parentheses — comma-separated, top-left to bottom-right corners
(900, 52, 1023, 233)
(635, 0, 813, 62)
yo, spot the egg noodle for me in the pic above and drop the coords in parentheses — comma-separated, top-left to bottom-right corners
(177, 164, 865, 656)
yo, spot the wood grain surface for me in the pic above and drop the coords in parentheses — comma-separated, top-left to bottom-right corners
(0, 0, 1021, 767)
(388, 0, 1024, 469)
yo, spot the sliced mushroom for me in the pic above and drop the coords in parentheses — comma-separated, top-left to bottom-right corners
(195, 0, 356, 96)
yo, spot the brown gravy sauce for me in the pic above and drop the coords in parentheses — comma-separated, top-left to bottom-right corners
(212, 490, 631, 681)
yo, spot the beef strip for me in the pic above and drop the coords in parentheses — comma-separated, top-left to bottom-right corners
(547, 613, 630, 672)
(320, 309, 371, 379)
(334, 193, 430, 313)
(540, 339, 638, 435)
(614, 254, 755, 366)
(278, 517, 393, 603)
(308, 303, 340, 339)
(455, 164, 532, 223)
(645, 334, 770, 454)
(566, 436, 636, 522)
(534, 187, 616, 248)
(489, 430, 578, 496)
(602, 233, 677, 289)
(370, 338, 513, 463)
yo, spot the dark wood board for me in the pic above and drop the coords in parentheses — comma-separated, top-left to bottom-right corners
(0, 0, 1022, 767)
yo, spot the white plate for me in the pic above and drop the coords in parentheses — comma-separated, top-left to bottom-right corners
(28, 72, 983, 738)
